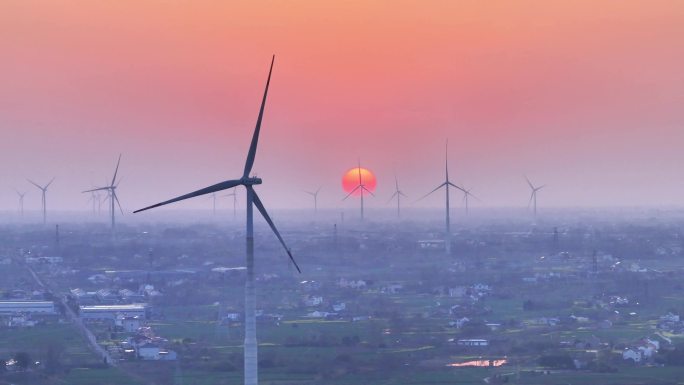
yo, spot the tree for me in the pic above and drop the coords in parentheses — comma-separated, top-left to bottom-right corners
(45, 344, 64, 375)
(538, 354, 574, 369)
(664, 344, 684, 366)
(14, 352, 31, 371)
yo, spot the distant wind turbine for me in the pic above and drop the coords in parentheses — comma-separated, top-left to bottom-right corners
(418, 140, 464, 254)
(27, 178, 55, 224)
(343, 160, 374, 221)
(224, 190, 237, 218)
(388, 175, 407, 217)
(83, 155, 124, 230)
(87, 191, 100, 215)
(14, 189, 27, 216)
(210, 193, 218, 215)
(133, 56, 300, 385)
(525, 176, 545, 217)
(305, 187, 322, 213)
(460, 186, 479, 216)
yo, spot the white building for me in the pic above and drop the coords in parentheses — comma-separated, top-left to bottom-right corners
(449, 287, 467, 298)
(303, 296, 323, 307)
(457, 339, 489, 347)
(80, 303, 148, 320)
(623, 348, 641, 362)
(138, 344, 160, 360)
(117, 316, 143, 332)
(0, 301, 56, 315)
(449, 317, 470, 329)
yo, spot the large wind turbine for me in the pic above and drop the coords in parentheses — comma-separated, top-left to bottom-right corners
(525, 176, 545, 217)
(388, 175, 406, 217)
(305, 187, 321, 213)
(83, 155, 123, 230)
(133, 56, 300, 385)
(418, 140, 464, 254)
(27, 178, 55, 224)
(343, 160, 374, 220)
(14, 190, 27, 216)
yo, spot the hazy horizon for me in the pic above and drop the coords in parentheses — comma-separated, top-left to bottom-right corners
(2, 1, 683, 211)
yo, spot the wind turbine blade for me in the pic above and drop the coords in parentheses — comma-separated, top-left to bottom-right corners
(316, 186, 322, 194)
(342, 185, 361, 201)
(134, 179, 242, 213)
(525, 176, 534, 190)
(27, 179, 42, 190)
(399, 191, 408, 197)
(361, 186, 375, 197)
(111, 154, 122, 186)
(243, 55, 275, 178)
(44, 177, 55, 189)
(447, 182, 466, 193)
(468, 191, 482, 202)
(251, 189, 302, 273)
(416, 183, 447, 202)
(82, 187, 110, 193)
(536, 185, 546, 191)
(387, 191, 398, 203)
(113, 191, 124, 215)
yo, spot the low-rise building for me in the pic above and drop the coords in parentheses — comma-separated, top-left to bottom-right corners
(80, 303, 148, 321)
(457, 339, 489, 347)
(0, 300, 56, 315)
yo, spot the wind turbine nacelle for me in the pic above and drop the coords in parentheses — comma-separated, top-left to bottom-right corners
(242, 177, 263, 186)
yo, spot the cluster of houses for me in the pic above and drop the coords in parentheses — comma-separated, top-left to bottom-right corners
(109, 324, 177, 361)
(657, 312, 683, 334)
(70, 283, 161, 306)
(73, 301, 177, 361)
(622, 338, 661, 364)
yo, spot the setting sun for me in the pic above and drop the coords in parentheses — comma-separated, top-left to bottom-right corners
(342, 167, 377, 196)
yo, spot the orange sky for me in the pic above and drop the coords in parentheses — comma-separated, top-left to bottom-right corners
(1, 1, 683, 211)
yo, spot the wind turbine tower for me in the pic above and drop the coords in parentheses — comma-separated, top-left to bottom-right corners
(225, 190, 237, 218)
(343, 160, 374, 221)
(418, 140, 464, 254)
(388, 175, 407, 217)
(27, 178, 55, 224)
(15, 190, 27, 216)
(305, 187, 321, 213)
(83, 155, 124, 231)
(211, 193, 218, 215)
(525, 176, 545, 217)
(460, 187, 478, 216)
(134, 56, 300, 385)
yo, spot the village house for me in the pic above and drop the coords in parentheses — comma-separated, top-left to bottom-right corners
(448, 317, 470, 329)
(456, 339, 489, 347)
(303, 295, 323, 307)
(337, 278, 367, 289)
(622, 348, 642, 363)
